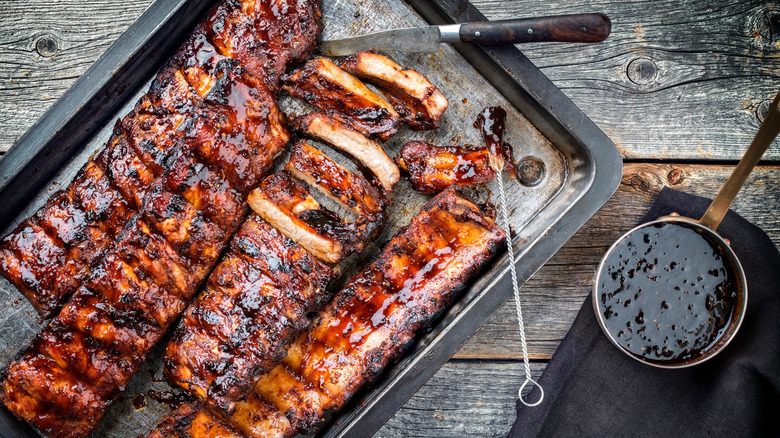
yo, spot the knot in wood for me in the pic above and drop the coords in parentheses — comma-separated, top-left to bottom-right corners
(627, 174, 652, 192)
(516, 155, 545, 187)
(666, 168, 685, 186)
(36, 35, 59, 57)
(626, 57, 657, 85)
(754, 10, 778, 44)
(757, 98, 774, 123)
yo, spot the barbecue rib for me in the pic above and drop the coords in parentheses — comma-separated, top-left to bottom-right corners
(283, 58, 401, 141)
(285, 141, 388, 217)
(396, 140, 518, 193)
(341, 51, 448, 131)
(247, 166, 384, 265)
(164, 213, 335, 413)
(147, 188, 506, 437)
(0, 0, 323, 435)
(0, 0, 321, 318)
(290, 112, 400, 193)
(196, 0, 322, 91)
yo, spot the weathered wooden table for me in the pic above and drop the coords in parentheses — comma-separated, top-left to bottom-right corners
(1, 0, 778, 436)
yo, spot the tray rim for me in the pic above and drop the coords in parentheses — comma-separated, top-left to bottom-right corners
(0, 0, 622, 437)
(319, 1, 622, 436)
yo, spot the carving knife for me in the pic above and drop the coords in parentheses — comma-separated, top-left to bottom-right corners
(320, 13, 611, 56)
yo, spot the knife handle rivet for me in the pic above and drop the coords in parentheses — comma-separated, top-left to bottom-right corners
(527, 28, 533, 34)
(475, 31, 481, 37)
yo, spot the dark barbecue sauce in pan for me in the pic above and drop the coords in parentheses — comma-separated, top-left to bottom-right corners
(598, 222, 738, 363)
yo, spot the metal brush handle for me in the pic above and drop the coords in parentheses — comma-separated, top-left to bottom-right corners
(490, 154, 544, 407)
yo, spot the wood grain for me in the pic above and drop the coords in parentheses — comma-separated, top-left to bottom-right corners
(0, 0, 154, 151)
(472, 0, 780, 160)
(1, 0, 779, 160)
(377, 361, 544, 438)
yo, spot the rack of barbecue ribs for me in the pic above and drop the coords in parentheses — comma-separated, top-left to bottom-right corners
(159, 52, 453, 427)
(0, 1, 323, 437)
(147, 188, 506, 438)
(341, 51, 449, 130)
(0, 1, 322, 318)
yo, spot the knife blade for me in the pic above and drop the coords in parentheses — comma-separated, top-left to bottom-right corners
(320, 13, 611, 56)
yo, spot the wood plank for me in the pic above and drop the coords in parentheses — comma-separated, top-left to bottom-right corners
(1, 0, 778, 160)
(377, 361, 541, 438)
(470, 0, 780, 160)
(455, 162, 780, 360)
(0, 0, 154, 152)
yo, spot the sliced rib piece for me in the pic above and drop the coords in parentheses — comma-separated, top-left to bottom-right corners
(164, 214, 334, 413)
(290, 112, 399, 193)
(248, 158, 388, 265)
(283, 58, 400, 141)
(396, 140, 518, 194)
(341, 51, 448, 130)
(147, 403, 245, 438)
(247, 171, 348, 264)
(147, 188, 506, 437)
(285, 141, 387, 217)
(0, 59, 291, 438)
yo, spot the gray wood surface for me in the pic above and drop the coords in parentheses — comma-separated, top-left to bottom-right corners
(1, 0, 779, 437)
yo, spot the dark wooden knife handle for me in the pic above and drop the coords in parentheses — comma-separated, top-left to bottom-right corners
(459, 13, 611, 44)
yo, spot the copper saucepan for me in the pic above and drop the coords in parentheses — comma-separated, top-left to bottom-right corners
(592, 91, 780, 368)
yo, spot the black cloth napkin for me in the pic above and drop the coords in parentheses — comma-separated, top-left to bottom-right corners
(509, 187, 780, 437)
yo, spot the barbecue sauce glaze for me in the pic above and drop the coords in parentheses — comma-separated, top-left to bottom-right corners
(598, 221, 738, 363)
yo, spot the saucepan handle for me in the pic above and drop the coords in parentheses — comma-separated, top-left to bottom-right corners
(699, 91, 780, 231)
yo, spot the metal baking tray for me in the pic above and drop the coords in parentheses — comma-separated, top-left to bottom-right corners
(0, 0, 621, 436)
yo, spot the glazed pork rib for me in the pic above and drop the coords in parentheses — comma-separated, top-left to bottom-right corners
(396, 140, 518, 194)
(0, 0, 322, 318)
(147, 402, 245, 438)
(283, 58, 401, 141)
(341, 51, 449, 130)
(247, 167, 384, 265)
(148, 188, 506, 437)
(0, 58, 289, 438)
(396, 106, 518, 194)
(164, 213, 335, 414)
(197, 0, 322, 92)
(290, 112, 400, 192)
(285, 141, 388, 218)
